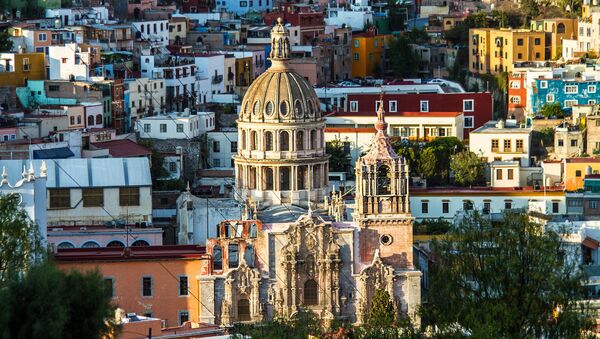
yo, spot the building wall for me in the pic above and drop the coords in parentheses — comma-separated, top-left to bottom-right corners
(351, 34, 391, 78)
(508, 72, 527, 120)
(587, 115, 600, 153)
(531, 78, 600, 114)
(565, 160, 600, 191)
(0, 52, 45, 87)
(469, 128, 532, 166)
(56, 257, 208, 327)
(48, 228, 163, 248)
(136, 113, 215, 140)
(554, 129, 584, 158)
(48, 44, 91, 81)
(207, 131, 238, 169)
(131, 20, 170, 47)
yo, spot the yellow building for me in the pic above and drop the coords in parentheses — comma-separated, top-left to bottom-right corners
(469, 28, 547, 74)
(0, 52, 46, 87)
(351, 32, 392, 78)
(564, 158, 600, 191)
(530, 18, 578, 60)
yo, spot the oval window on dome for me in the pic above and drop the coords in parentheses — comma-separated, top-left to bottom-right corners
(307, 100, 314, 116)
(253, 100, 261, 116)
(243, 100, 250, 116)
(294, 100, 303, 117)
(280, 100, 289, 116)
(265, 101, 274, 117)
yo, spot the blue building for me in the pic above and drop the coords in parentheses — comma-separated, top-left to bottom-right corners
(531, 78, 600, 115)
(215, 0, 272, 15)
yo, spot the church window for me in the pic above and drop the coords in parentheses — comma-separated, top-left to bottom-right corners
(376, 165, 392, 195)
(253, 100, 261, 115)
(265, 168, 274, 190)
(237, 299, 251, 321)
(280, 131, 290, 151)
(228, 244, 239, 268)
(304, 279, 318, 305)
(280, 167, 291, 190)
(265, 101, 274, 116)
(241, 130, 246, 149)
(294, 100, 303, 117)
(380, 234, 393, 246)
(296, 131, 304, 151)
(213, 245, 222, 270)
(297, 166, 307, 190)
(250, 131, 258, 150)
(244, 245, 255, 267)
(280, 100, 289, 116)
(307, 99, 314, 116)
(265, 131, 273, 151)
(310, 130, 317, 149)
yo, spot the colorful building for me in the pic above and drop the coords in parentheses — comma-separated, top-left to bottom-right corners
(55, 245, 210, 328)
(0, 52, 45, 87)
(530, 18, 578, 60)
(469, 28, 547, 75)
(507, 71, 528, 119)
(351, 31, 392, 78)
(530, 77, 600, 114)
(564, 158, 600, 191)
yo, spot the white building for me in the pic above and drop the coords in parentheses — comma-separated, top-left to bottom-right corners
(82, 102, 104, 129)
(192, 53, 226, 99)
(215, 0, 273, 15)
(124, 77, 167, 126)
(469, 120, 533, 167)
(207, 128, 238, 169)
(410, 186, 565, 222)
(48, 43, 92, 81)
(45, 7, 109, 26)
(489, 161, 543, 188)
(131, 20, 170, 47)
(135, 111, 215, 140)
(325, 7, 374, 32)
(0, 158, 152, 226)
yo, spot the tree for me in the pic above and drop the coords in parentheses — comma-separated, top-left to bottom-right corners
(0, 194, 42, 286)
(419, 137, 464, 185)
(450, 150, 485, 186)
(388, 35, 418, 78)
(521, 0, 541, 20)
(0, 31, 13, 53)
(423, 211, 593, 337)
(326, 139, 350, 173)
(368, 289, 395, 327)
(390, 138, 421, 176)
(407, 28, 429, 45)
(539, 102, 565, 118)
(0, 261, 120, 338)
(232, 309, 321, 339)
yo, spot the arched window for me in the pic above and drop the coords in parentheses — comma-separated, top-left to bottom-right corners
(213, 245, 222, 270)
(557, 23, 565, 33)
(310, 130, 317, 149)
(312, 164, 320, 189)
(249, 167, 257, 190)
(131, 240, 150, 247)
(250, 131, 257, 150)
(229, 244, 239, 268)
(107, 240, 125, 247)
(237, 299, 251, 321)
(280, 167, 290, 191)
(377, 165, 391, 195)
(57, 242, 74, 249)
(296, 131, 304, 151)
(87, 115, 94, 126)
(244, 245, 255, 267)
(241, 130, 246, 149)
(265, 131, 273, 151)
(265, 167, 274, 190)
(297, 165, 306, 190)
(96, 114, 102, 125)
(82, 241, 100, 248)
(304, 279, 318, 305)
(280, 131, 289, 151)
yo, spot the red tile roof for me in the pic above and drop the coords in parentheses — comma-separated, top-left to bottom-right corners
(566, 157, 600, 163)
(92, 139, 151, 158)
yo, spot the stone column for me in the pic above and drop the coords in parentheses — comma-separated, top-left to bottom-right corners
(198, 276, 217, 324)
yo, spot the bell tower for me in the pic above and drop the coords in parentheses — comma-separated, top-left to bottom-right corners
(354, 102, 413, 269)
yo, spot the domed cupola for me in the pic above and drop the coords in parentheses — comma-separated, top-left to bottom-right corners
(234, 18, 329, 209)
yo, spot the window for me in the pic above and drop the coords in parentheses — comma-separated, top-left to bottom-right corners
(442, 201, 449, 214)
(82, 188, 103, 207)
(178, 311, 189, 325)
(503, 139, 512, 152)
(589, 100, 597, 105)
(119, 187, 140, 206)
(132, 240, 149, 247)
(353, 53, 359, 61)
(48, 85, 59, 92)
(176, 124, 183, 133)
(304, 279, 318, 305)
(354, 39, 359, 47)
(213, 159, 220, 167)
(591, 201, 599, 209)
(491, 139, 499, 151)
(546, 94, 555, 102)
(144, 124, 151, 133)
(571, 139, 578, 147)
(505, 200, 512, 210)
(564, 100, 578, 108)
(535, 52, 540, 59)
(179, 276, 189, 296)
(517, 38, 524, 46)
(558, 139, 564, 147)
(82, 241, 99, 248)
(463, 99, 474, 112)
(463, 200, 474, 210)
(483, 201, 491, 214)
(496, 169, 503, 180)
(576, 170, 582, 177)
(160, 123, 167, 133)
(228, 244, 239, 268)
(213, 141, 220, 152)
(464, 116, 474, 128)
(213, 245, 222, 270)
(49, 189, 70, 208)
(565, 85, 578, 94)
(421, 201, 429, 213)
(38, 33, 47, 41)
(540, 81, 548, 89)
(534, 38, 541, 45)
(552, 201, 560, 214)
(517, 53, 523, 59)
(57, 242, 74, 249)
(142, 277, 153, 297)
(107, 240, 125, 247)
(169, 162, 177, 172)
(104, 278, 114, 297)
(230, 141, 238, 152)
(238, 299, 251, 321)
(349, 101, 358, 112)
(510, 96, 521, 104)
(508, 169, 514, 180)
(389, 100, 397, 112)
(420, 100, 429, 112)
(516, 139, 524, 152)
(590, 85, 597, 93)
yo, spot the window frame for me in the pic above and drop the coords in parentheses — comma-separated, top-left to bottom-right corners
(178, 275, 189, 296)
(119, 187, 140, 206)
(82, 188, 104, 207)
(49, 188, 71, 209)
(142, 276, 153, 297)
(463, 99, 474, 112)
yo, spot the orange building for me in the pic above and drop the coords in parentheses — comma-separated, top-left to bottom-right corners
(351, 31, 392, 78)
(0, 52, 46, 87)
(55, 245, 211, 328)
(564, 158, 600, 191)
(507, 71, 527, 120)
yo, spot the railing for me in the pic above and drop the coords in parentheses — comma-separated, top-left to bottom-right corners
(212, 74, 223, 84)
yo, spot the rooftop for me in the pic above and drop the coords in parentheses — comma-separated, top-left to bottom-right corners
(471, 120, 531, 134)
(54, 245, 206, 262)
(91, 139, 151, 158)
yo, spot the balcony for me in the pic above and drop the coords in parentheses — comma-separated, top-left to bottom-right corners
(212, 74, 223, 84)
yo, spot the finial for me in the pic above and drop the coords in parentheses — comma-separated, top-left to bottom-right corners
(40, 160, 47, 177)
(375, 93, 388, 132)
(1, 166, 7, 186)
(186, 181, 190, 192)
(277, 17, 283, 25)
(21, 165, 27, 179)
(28, 161, 35, 181)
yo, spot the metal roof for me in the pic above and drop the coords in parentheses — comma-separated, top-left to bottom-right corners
(0, 158, 152, 189)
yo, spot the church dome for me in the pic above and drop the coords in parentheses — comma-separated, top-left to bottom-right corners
(239, 19, 321, 123)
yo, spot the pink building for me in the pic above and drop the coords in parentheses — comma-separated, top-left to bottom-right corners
(48, 225, 163, 249)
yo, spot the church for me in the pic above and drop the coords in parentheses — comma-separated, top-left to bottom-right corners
(192, 19, 421, 326)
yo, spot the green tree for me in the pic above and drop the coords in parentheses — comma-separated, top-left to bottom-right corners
(0, 194, 42, 285)
(450, 150, 485, 186)
(388, 35, 418, 77)
(521, 0, 541, 19)
(368, 289, 395, 327)
(390, 138, 421, 176)
(424, 211, 593, 337)
(0, 261, 120, 338)
(326, 139, 350, 173)
(539, 102, 565, 118)
(407, 28, 429, 45)
(419, 137, 464, 185)
(232, 309, 321, 339)
(0, 31, 13, 53)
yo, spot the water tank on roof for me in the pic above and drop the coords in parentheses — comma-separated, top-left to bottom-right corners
(54, 18, 62, 29)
